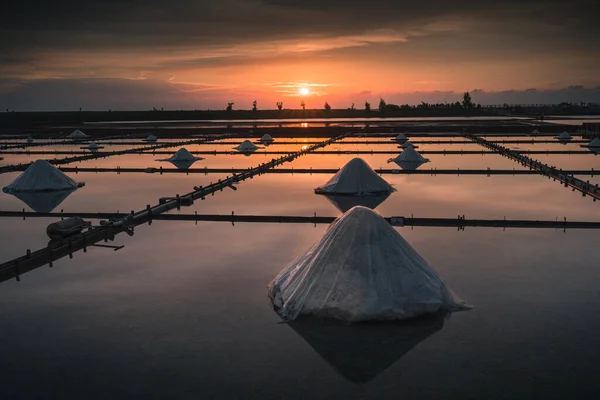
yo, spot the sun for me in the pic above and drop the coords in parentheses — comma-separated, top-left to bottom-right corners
(299, 87, 310, 96)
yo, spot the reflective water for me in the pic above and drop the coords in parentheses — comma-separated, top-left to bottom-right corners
(2, 137, 600, 399)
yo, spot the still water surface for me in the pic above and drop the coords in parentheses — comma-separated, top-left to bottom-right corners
(1, 139, 600, 399)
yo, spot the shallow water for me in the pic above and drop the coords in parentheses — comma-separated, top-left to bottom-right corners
(2, 136, 600, 399)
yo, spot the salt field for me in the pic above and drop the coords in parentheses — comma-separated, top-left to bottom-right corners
(2, 125, 600, 399)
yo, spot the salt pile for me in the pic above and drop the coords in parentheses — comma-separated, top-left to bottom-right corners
(235, 140, 259, 152)
(3, 160, 80, 193)
(68, 129, 87, 138)
(268, 206, 468, 322)
(315, 158, 394, 195)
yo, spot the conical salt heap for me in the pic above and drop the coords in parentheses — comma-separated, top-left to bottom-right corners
(400, 140, 416, 149)
(532, 129, 540, 134)
(586, 137, 600, 154)
(394, 133, 408, 143)
(268, 206, 468, 322)
(3, 160, 80, 193)
(235, 139, 259, 152)
(556, 131, 572, 141)
(145, 134, 158, 142)
(160, 148, 202, 162)
(390, 147, 429, 164)
(68, 129, 87, 138)
(88, 142, 99, 151)
(260, 134, 274, 143)
(315, 158, 394, 195)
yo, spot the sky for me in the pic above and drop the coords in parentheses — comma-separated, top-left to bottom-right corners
(1, 0, 599, 111)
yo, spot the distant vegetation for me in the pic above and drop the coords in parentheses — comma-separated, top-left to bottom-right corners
(2, 92, 599, 126)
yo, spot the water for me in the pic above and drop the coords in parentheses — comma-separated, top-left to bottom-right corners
(2, 135, 600, 399)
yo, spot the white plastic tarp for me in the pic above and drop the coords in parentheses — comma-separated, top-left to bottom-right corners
(268, 206, 468, 322)
(3, 160, 80, 193)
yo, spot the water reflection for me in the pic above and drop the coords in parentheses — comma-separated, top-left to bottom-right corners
(287, 313, 447, 383)
(6, 189, 77, 213)
(320, 193, 391, 212)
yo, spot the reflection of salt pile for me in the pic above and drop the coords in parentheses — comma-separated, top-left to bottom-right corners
(288, 313, 446, 383)
(2, 160, 82, 212)
(268, 206, 468, 322)
(322, 193, 391, 213)
(68, 129, 87, 138)
(158, 148, 204, 169)
(556, 131, 572, 143)
(388, 147, 430, 170)
(144, 134, 158, 143)
(394, 133, 408, 143)
(315, 158, 394, 195)
(235, 139, 259, 152)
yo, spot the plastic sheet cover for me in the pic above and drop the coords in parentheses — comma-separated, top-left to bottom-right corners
(268, 206, 468, 322)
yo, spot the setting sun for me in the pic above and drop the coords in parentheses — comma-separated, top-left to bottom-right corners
(299, 87, 310, 96)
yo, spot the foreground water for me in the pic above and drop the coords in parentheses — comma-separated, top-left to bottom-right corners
(1, 137, 600, 399)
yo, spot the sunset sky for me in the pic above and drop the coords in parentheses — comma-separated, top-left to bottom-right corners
(1, 0, 599, 110)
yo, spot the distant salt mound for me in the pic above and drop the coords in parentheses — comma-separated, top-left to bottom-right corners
(532, 129, 540, 134)
(160, 148, 202, 162)
(27, 136, 33, 143)
(268, 206, 468, 322)
(261, 134, 274, 143)
(586, 137, 600, 154)
(394, 133, 408, 143)
(235, 139, 259, 152)
(400, 140, 417, 149)
(145, 134, 158, 143)
(158, 148, 204, 169)
(556, 131, 572, 141)
(88, 142, 99, 151)
(389, 147, 430, 170)
(315, 158, 394, 195)
(3, 160, 80, 193)
(68, 129, 87, 139)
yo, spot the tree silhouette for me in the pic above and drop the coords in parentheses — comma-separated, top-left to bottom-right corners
(350, 103, 355, 110)
(276, 102, 283, 111)
(301, 100, 306, 110)
(462, 92, 473, 108)
(365, 101, 371, 112)
(252, 100, 257, 112)
(226, 102, 234, 111)
(378, 98, 386, 113)
(324, 102, 331, 112)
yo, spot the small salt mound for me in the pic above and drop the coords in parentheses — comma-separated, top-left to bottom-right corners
(532, 129, 540, 134)
(394, 133, 408, 143)
(68, 129, 87, 138)
(394, 147, 429, 163)
(88, 142, 99, 151)
(268, 206, 468, 322)
(3, 160, 80, 193)
(261, 134, 274, 142)
(556, 131, 572, 141)
(315, 158, 394, 195)
(235, 140, 259, 152)
(400, 140, 416, 149)
(589, 137, 600, 147)
(27, 136, 33, 143)
(145, 134, 158, 142)
(160, 148, 202, 162)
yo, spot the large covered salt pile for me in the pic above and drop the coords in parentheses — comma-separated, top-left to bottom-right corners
(315, 158, 394, 195)
(68, 129, 87, 139)
(158, 148, 204, 169)
(388, 147, 430, 170)
(2, 160, 83, 212)
(268, 206, 468, 322)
